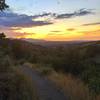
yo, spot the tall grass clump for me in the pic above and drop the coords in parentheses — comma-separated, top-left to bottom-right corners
(48, 72, 97, 100)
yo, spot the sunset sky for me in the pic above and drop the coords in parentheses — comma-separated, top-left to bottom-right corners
(0, 0, 100, 41)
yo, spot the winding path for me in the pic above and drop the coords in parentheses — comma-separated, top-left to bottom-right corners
(19, 65, 68, 100)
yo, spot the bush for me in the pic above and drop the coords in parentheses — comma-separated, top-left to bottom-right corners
(82, 64, 100, 94)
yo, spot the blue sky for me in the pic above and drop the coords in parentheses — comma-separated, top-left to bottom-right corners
(6, 0, 100, 15)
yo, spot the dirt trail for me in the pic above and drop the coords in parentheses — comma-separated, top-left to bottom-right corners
(19, 65, 68, 100)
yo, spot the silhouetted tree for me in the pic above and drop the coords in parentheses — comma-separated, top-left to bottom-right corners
(0, 32, 6, 39)
(0, 0, 9, 11)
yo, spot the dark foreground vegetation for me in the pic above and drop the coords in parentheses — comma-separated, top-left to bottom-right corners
(0, 35, 38, 100)
(0, 33, 100, 99)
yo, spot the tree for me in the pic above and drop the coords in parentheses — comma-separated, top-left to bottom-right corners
(0, 0, 9, 11)
(0, 32, 6, 39)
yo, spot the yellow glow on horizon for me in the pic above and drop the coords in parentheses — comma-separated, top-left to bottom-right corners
(12, 18, 100, 41)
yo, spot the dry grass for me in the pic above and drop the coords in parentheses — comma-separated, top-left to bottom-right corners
(21, 62, 100, 100)
(13, 65, 39, 100)
(26, 63, 54, 75)
(48, 72, 99, 100)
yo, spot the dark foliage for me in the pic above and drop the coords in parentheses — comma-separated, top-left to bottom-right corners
(0, 0, 9, 11)
(0, 39, 37, 100)
(0, 38, 100, 94)
(0, 33, 6, 39)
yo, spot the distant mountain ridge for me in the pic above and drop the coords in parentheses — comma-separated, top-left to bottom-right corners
(20, 38, 100, 47)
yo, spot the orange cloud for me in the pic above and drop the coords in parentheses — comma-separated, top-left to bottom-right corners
(14, 32, 36, 38)
(10, 27, 22, 31)
(67, 28, 75, 31)
(80, 29, 100, 35)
